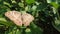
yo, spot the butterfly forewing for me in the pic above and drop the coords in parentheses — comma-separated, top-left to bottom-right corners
(5, 11, 22, 26)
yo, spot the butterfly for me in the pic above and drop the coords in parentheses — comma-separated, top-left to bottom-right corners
(5, 11, 34, 26)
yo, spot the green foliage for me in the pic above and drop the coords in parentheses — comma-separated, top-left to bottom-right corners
(0, 0, 60, 34)
(47, 0, 60, 32)
(26, 0, 35, 4)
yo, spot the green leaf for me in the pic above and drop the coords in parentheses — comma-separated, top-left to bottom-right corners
(0, 18, 7, 22)
(29, 23, 43, 34)
(47, 0, 59, 8)
(3, 1, 12, 7)
(50, 2, 59, 8)
(26, 0, 35, 4)
(52, 17, 60, 32)
(37, 3, 48, 10)
(47, 0, 56, 3)
(31, 5, 37, 11)
(16, 29, 21, 34)
(5, 26, 22, 34)
(0, 18, 13, 26)
(52, 22, 60, 32)
(18, 2, 24, 8)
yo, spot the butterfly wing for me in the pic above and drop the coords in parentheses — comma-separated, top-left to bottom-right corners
(22, 13, 34, 26)
(5, 11, 22, 26)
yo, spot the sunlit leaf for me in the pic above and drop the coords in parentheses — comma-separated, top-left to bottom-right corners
(18, 2, 24, 8)
(0, 18, 7, 22)
(26, 0, 35, 4)
(32, 5, 37, 11)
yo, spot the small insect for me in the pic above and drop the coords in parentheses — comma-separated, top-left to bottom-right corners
(5, 11, 34, 26)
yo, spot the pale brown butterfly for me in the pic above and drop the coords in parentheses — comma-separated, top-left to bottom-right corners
(5, 11, 34, 26)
